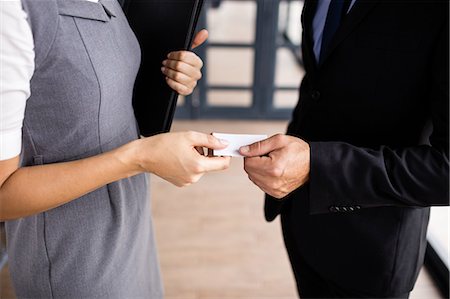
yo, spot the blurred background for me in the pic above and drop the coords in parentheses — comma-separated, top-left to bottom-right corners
(1, 0, 448, 298)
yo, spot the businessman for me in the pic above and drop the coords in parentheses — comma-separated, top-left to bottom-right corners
(240, 0, 449, 298)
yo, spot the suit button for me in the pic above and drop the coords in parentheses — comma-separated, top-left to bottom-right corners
(355, 205, 361, 210)
(342, 207, 348, 212)
(329, 206, 338, 212)
(349, 207, 355, 211)
(311, 90, 321, 100)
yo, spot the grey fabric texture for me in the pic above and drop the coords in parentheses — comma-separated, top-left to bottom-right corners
(6, 0, 163, 297)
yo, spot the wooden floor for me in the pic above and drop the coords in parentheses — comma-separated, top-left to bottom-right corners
(0, 120, 445, 299)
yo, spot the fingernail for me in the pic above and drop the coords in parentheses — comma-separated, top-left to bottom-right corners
(162, 60, 167, 65)
(219, 139, 229, 145)
(240, 146, 249, 153)
(161, 67, 165, 72)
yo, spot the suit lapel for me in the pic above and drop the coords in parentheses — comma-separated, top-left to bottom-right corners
(319, 0, 379, 67)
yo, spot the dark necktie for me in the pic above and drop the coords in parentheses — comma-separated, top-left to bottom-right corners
(319, 0, 351, 63)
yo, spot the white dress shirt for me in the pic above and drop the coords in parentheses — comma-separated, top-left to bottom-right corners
(0, 0, 34, 160)
(0, 0, 98, 161)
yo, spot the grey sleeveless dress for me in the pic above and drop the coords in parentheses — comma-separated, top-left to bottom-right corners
(5, 0, 163, 297)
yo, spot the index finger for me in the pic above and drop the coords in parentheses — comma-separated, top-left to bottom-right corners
(243, 155, 273, 174)
(167, 51, 203, 68)
(187, 131, 229, 150)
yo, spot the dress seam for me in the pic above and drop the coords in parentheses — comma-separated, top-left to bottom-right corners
(73, 18, 103, 154)
(35, 1, 60, 70)
(43, 212, 55, 298)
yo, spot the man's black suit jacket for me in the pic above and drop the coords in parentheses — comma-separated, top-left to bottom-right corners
(266, 0, 449, 295)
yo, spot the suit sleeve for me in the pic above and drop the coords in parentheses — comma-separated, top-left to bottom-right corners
(308, 20, 449, 214)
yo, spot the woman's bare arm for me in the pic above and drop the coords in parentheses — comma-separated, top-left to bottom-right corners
(0, 132, 230, 221)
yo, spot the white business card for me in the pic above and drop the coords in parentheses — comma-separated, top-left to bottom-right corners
(212, 133, 268, 157)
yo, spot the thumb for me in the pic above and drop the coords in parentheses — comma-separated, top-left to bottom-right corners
(187, 132, 229, 150)
(239, 134, 286, 157)
(200, 156, 231, 172)
(191, 29, 209, 50)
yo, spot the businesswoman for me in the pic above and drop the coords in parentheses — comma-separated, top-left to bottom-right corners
(0, 0, 230, 297)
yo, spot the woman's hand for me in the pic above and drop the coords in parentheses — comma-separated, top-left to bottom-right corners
(134, 131, 231, 187)
(0, 130, 229, 220)
(161, 29, 208, 96)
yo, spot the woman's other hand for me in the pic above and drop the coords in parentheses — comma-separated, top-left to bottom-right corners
(134, 131, 231, 187)
(161, 29, 208, 96)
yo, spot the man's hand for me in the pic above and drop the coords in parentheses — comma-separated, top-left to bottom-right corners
(239, 134, 310, 199)
(161, 29, 208, 95)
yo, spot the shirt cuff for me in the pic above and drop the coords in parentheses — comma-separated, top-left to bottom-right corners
(0, 130, 22, 160)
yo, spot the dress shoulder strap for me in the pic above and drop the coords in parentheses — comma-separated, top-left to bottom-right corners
(21, 0, 59, 69)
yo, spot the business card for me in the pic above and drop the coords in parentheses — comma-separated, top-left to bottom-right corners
(212, 133, 268, 157)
